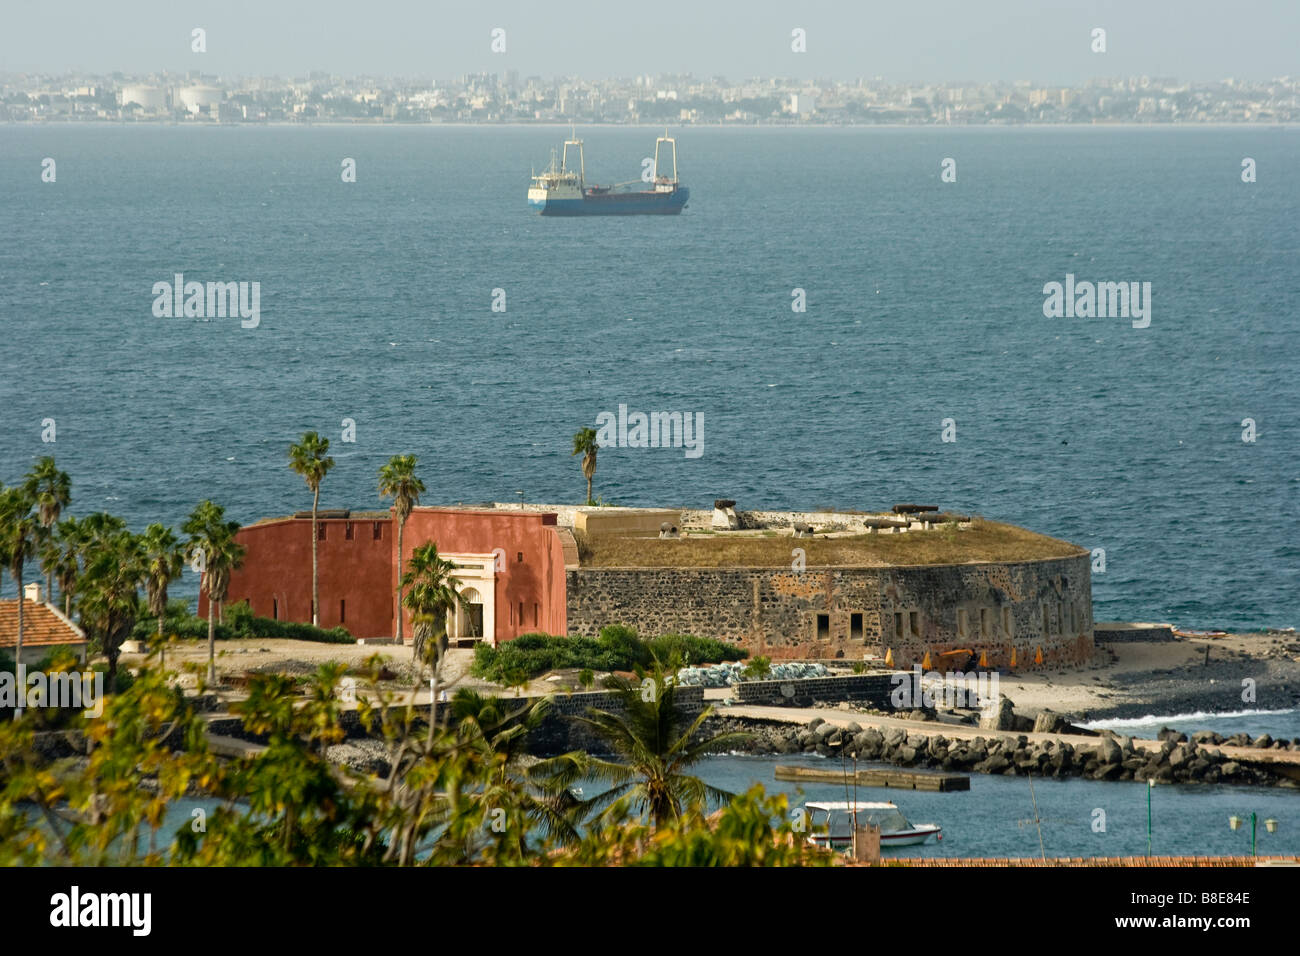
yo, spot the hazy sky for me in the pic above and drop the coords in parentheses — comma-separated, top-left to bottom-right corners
(3, 0, 1297, 83)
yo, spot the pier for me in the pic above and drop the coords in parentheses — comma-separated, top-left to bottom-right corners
(775, 763, 970, 791)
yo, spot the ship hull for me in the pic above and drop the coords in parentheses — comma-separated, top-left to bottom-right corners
(531, 187, 689, 216)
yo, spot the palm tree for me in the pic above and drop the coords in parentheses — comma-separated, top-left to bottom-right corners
(449, 689, 583, 848)
(288, 432, 334, 626)
(378, 454, 425, 646)
(140, 523, 183, 669)
(400, 542, 467, 744)
(539, 660, 750, 829)
(0, 486, 39, 718)
(182, 500, 245, 684)
(38, 532, 66, 614)
(46, 518, 82, 618)
(77, 512, 127, 547)
(23, 456, 71, 600)
(572, 427, 599, 505)
(64, 513, 125, 620)
(77, 529, 145, 692)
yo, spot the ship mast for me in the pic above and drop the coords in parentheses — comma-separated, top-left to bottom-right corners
(653, 128, 678, 185)
(561, 123, 585, 186)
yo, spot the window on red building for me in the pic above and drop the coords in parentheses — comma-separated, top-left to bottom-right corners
(373, 522, 382, 540)
(345, 522, 354, 540)
(340, 599, 346, 623)
(318, 523, 327, 541)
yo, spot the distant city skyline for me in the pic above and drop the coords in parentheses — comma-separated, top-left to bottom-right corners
(7, 70, 1296, 126)
(2, 0, 1298, 84)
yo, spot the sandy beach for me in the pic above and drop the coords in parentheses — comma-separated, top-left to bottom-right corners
(989, 632, 1300, 722)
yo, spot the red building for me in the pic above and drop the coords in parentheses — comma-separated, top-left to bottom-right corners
(202, 508, 570, 644)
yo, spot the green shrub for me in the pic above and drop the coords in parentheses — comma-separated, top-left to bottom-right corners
(469, 627, 747, 683)
(131, 600, 353, 645)
(224, 599, 256, 633)
(597, 624, 647, 668)
(647, 633, 746, 667)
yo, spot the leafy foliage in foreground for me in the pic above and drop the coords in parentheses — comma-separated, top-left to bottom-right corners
(557, 786, 832, 867)
(535, 659, 749, 828)
(0, 656, 829, 867)
(470, 625, 746, 683)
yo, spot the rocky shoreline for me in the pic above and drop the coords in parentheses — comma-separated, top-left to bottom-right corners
(706, 715, 1300, 788)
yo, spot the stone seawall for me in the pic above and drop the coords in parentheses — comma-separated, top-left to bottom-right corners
(732, 674, 897, 709)
(566, 553, 1094, 669)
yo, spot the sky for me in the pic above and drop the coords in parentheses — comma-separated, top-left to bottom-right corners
(1, 0, 1297, 83)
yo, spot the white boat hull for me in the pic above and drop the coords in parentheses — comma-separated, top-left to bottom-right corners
(810, 824, 942, 850)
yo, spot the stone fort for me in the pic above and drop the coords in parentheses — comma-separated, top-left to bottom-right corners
(210, 499, 1094, 671)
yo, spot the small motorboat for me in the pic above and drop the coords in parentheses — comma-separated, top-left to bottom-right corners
(805, 801, 942, 849)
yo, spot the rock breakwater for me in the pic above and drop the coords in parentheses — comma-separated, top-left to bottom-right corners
(707, 716, 1298, 787)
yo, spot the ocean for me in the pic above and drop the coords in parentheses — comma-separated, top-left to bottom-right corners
(2, 124, 1298, 631)
(698, 752, 1300, 859)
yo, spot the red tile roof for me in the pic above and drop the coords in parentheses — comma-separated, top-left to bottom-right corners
(0, 599, 85, 650)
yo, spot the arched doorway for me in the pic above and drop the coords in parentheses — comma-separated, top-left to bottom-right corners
(452, 587, 485, 646)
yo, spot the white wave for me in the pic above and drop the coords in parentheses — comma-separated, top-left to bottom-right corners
(1080, 707, 1297, 730)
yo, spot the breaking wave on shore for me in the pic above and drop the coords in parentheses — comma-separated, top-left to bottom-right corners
(1082, 708, 1300, 738)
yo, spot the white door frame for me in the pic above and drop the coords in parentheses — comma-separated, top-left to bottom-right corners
(442, 553, 498, 646)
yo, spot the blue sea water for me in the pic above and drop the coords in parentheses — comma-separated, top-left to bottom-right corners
(1, 125, 1298, 631)
(698, 752, 1300, 859)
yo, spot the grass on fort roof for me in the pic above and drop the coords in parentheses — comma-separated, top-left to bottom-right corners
(578, 519, 1082, 568)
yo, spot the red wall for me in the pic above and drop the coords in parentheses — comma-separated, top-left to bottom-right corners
(395, 509, 567, 641)
(201, 516, 396, 638)
(205, 509, 568, 643)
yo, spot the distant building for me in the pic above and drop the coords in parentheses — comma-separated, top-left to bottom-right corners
(205, 508, 568, 645)
(0, 585, 87, 667)
(789, 92, 816, 116)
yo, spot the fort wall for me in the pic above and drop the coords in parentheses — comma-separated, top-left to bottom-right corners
(566, 552, 1094, 669)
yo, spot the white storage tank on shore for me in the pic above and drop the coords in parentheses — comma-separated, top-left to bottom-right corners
(119, 84, 166, 111)
(177, 85, 224, 113)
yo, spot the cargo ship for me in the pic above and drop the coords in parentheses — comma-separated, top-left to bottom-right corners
(527, 132, 688, 216)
